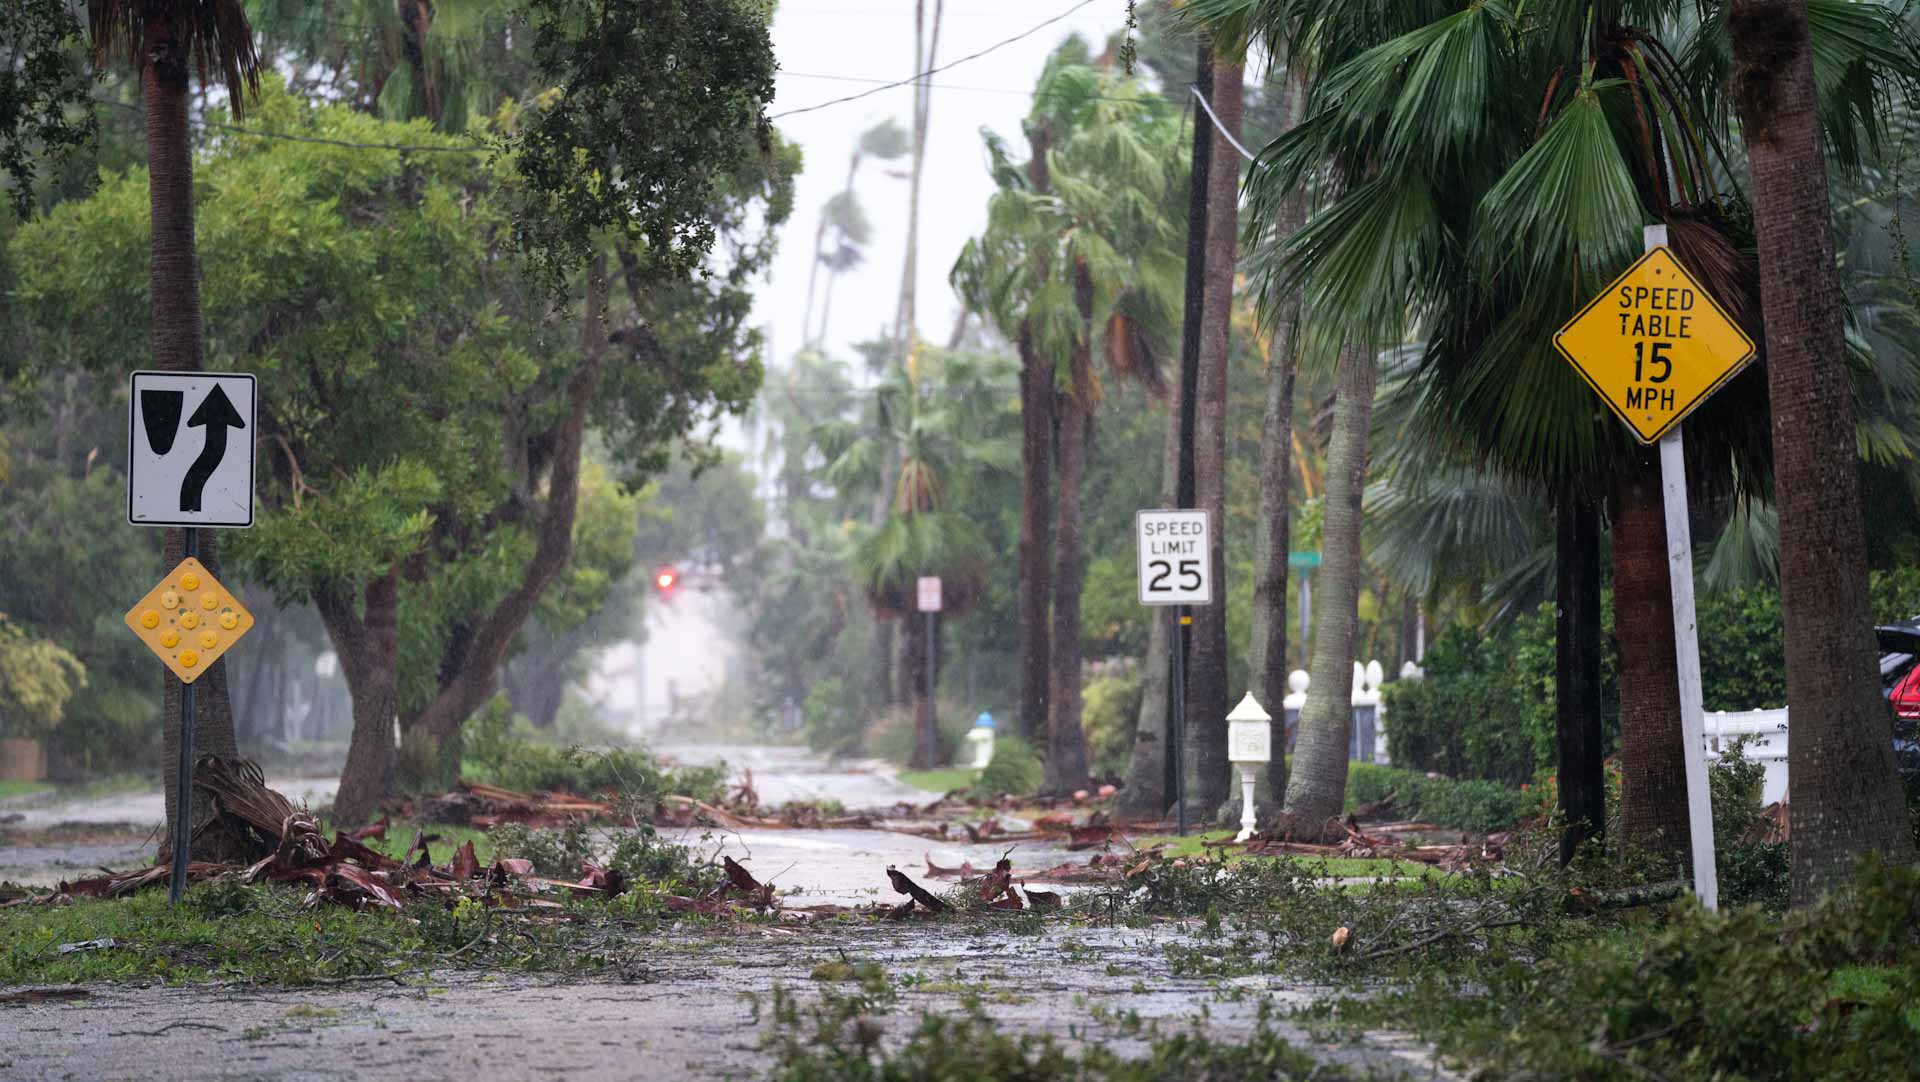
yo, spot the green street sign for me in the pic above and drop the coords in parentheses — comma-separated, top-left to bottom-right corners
(1288, 551, 1321, 570)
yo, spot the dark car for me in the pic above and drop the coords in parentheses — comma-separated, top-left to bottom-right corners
(1875, 622, 1920, 780)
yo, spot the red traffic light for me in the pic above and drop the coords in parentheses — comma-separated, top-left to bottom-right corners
(653, 568, 677, 591)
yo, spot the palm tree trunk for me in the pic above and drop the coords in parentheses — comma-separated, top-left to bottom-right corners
(1248, 71, 1307, 809)
(146, 9, 242, 859)
(1119, 379, 1183, 818)
(1016, 321, 1054, 743)
(1556, 488, 1605, 863)
(1729, 0, 1917, 902)
(1182, 49, 1242, 823)
(1611, 452, 1691, 867)
(1046, 387, 1092, 793)
(1281, 343, 1374, 825)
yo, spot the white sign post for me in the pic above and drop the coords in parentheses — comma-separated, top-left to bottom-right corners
(916, 576, 943, 613)
(1645, 229, 1719, 910)
(128, 371, 256, 528)
(1136, 509, 1213, 835)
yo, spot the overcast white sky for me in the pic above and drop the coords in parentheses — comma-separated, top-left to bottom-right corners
(758, 0, 1135, 365)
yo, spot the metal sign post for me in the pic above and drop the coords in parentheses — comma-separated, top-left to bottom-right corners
(917, 577, 942, 749)
(173, 530, 197, 903)
(125, 371, 257, 903)
(1553, 226, 1744, 908)
(1137, 510, 1213, 834)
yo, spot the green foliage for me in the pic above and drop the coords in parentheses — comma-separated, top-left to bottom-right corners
(1709, 740, 1791, 912)
(800, 677, 863, 757)
(1079, 672, 1142, 776)
(1373, 860, 1920, 1080)
(0, 612, 86, 739)
(509, 0, 777, 293)
(973, 734, 1043, 799)
(1345, 763, 1542, 834)
(866, 705, 970, 768)
(763, 987, 1345, 1082)
(1383, 601, 1612, 785)
(461, 714, 725, 805)
(0, 0, 95, 218)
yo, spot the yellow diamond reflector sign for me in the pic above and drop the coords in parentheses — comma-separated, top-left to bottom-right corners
(1553, 246, 1756, 444)
(124, 557, 253, 684)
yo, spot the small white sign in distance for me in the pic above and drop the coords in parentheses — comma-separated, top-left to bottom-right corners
(127, 371, 257, 529)
(1136, 509, 1212, 606)
(917, 576, 942, 613)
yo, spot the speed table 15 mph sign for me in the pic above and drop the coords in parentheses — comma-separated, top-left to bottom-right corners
(1136, 509, 1212, 606)
(127, 370, 256, 528)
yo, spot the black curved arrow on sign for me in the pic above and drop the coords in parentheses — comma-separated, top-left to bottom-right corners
(181, 385, 246, 512)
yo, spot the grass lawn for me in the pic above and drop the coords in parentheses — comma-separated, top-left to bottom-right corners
(0, 780, 54, 800)
(896, 767, 975, 794)
(1132, 828, 1449, 880)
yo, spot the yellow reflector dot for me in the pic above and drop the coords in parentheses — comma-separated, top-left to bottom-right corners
(181, 573, 199, 591)
(160, 591, 181, 610)
(140, 610, 160, 629)
(179, 650, 198, 668)
(160, 631, 179, 648)
(201, 593, 219, 610)
(180, 612, 199, 630)
(199, 631, 218, 649)
(218, 612, 238, 630)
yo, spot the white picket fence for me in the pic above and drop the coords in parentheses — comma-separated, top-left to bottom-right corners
(1702, 708, 1789, 805)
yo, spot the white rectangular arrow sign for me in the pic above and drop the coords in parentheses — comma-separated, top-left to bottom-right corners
(127, 371, 257, 529)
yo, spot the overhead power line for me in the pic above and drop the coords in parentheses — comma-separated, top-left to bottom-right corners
(1189, 84, 1259, 163)
(769, 0, 1104, 120)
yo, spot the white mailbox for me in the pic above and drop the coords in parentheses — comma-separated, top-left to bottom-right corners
(1226, 693, 1273, 842)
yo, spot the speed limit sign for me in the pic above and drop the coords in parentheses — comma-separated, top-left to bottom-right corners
(1136, 509, 1212, 606)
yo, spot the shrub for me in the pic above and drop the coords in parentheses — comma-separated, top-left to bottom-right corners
(1381, 602, 1594, 785)
(974, 733, 1043, 798)
(866, 702, 970, 766)
(1345, 763, 1541, 833)
(1708, 739, 1790, 911)
(1079, 672, 1141, 776)
(800, 676, 862, 756)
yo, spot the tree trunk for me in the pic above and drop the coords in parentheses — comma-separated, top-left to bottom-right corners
(1046, 388, 1092, 794)
(146, 11, 241, 858)
(1182, 49, 1241, 824)
(1281, 344, 1374, 823)
(1556, 489, 1606, 864)
(1119, 379, 1183, 818)
(1729, 0, 1917, 903)
(910, 611, 945, 768)
(407, 253, 612, 752)
(1611, 452, 1691, 868)
(1247, 72, 1308, 809)
(1016, 320, 1054, 743)
(322, 571, 401, 827)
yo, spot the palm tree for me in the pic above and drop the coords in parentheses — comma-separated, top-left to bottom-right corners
(89, 0, 261, 859)
(802, 118, 910, 349)
(1727, 0, 1918, 901)
(954, 43, 1186, 794)
(1196, 0, 1918, 866)
(831, 349, 1016, 767)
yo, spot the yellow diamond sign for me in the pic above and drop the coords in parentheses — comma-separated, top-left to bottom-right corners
(1553, 246, 1756, 444)
(124, 557, 253, 684)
